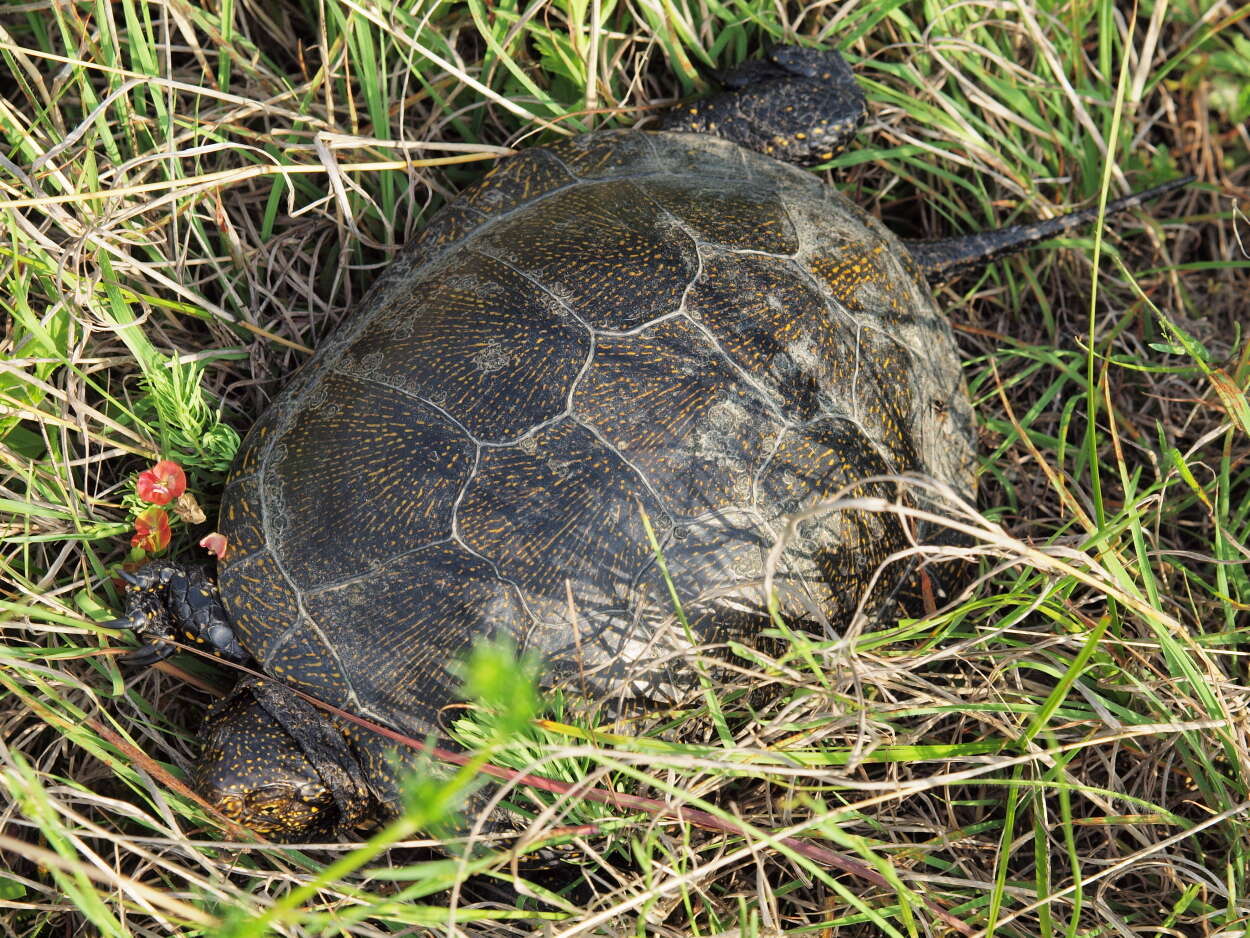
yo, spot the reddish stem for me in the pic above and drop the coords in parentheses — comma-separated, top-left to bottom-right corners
(138, 651, 972, 935)
(326, 697, 974, 935)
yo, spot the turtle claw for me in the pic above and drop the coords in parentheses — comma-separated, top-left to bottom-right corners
(103, 604, 154, 633)
(110, 561, 250, 668)
(107, 595, 178, 666)
(120, 641, 177, 668)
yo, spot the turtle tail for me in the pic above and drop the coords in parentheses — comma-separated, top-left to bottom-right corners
(905, 175, 1193, 281)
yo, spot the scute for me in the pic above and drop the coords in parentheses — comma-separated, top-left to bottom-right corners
(407, 202, 487, 262)
(219, 549, 301, 662)
(263, 615, 350, 704)
(808, 234, 929, 324)
(544, 129, 666, 179)
(261, 371, 473, 589)
(298, 544, 526, 733)
(218, 475, 266, 565)
(473, 179, 698, 330)
(644, 176, 799, 254)
(573, 316, 782, 514)
(757, 418, 907, 620)
(643, 511, 772, 616)
(647, 132, 755, 179)
(458, 418, 670, 606)
(229, 413, 275, 480)
(684, 247, 838, 420)
(464, 147, 578, 217)
(340, 253, 590, 440)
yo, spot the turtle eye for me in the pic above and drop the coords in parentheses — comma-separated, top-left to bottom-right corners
(298, 782, 331, 804)
(249, 785, 293, 805)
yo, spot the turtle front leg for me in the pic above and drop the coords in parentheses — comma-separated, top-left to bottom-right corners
(660, 45, 867, 166)
(107, 562, 248, 666)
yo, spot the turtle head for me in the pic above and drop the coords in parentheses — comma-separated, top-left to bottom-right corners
(193, 682, 376, 841)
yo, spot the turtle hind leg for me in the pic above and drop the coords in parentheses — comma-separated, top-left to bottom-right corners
(107, 561, 248, 666)
(660, 46, 867, 166)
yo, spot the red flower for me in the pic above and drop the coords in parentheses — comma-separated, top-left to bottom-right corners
(199, 532, 228, 560)
(131, 507, 172, 553)
(136, 460, 186, 506)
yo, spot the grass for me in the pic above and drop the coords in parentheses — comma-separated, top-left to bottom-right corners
(1, 0, 1247, 934)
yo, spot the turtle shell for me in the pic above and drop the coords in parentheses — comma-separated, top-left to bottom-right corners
(216, 129, 976, 767)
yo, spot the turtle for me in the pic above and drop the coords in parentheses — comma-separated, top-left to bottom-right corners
(109, 45, 1187, 841)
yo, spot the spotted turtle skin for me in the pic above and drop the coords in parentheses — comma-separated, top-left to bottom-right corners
(214, 129, 977, 792)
